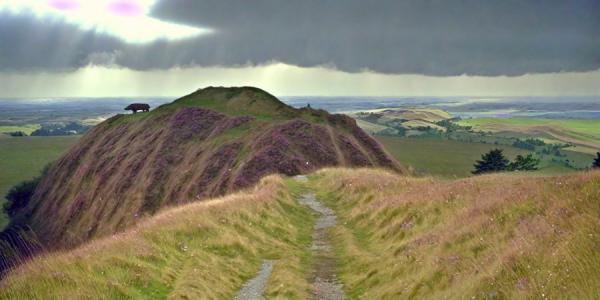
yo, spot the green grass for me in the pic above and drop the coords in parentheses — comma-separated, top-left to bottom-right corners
(376, 136, 528, 177)
(0, 125, 41, 136)
(456, 118, 600, 148)
(0, 136, 79, 229)
(0, 176, 315, 299)
(377, 136, 593, 178)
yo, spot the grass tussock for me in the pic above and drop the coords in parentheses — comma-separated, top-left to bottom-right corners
(0, 175, 315, 299)
(311, 168, 600, 299)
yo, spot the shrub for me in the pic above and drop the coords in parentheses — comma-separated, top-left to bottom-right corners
(509, 154, 540, 171)
(593, 152, 600, 169)
(4, 177, 40, 218)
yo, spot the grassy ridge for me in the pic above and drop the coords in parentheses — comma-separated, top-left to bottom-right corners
(0, 136, 79, 229)
(311, 168, 600, 299)
(0, 176, 315, 299)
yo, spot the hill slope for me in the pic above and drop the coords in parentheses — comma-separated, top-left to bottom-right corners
(2, 169, 599, 299)
(3, 87, 402, 253)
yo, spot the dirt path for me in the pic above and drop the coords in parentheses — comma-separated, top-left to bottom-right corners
(296, 175, 346, 300)
(234, 260, 275, 300)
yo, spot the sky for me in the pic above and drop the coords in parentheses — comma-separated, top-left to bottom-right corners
(0, 0, 599, 97)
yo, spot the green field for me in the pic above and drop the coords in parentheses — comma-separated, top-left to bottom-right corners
(456, 118, 600, 149)
(0, 136, 79, 229)
(377, 136, 591, 178)
(0, 124, 41, 136)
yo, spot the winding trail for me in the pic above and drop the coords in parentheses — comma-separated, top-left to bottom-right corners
(234, 260, 275, 300)
(296, 176, 346, 300)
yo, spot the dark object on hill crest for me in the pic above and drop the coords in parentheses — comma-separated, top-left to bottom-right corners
(593, 152, 600, 169)
(125, 103, 150, 114)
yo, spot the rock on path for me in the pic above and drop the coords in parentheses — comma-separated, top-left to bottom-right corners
(234, 260, 275, 300)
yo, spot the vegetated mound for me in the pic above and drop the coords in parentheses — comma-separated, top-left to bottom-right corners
(3, 86, 402, 254)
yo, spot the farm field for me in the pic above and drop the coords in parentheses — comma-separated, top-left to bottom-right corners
(0, 136, 79, 229)
(0, 125, 41, 135)
(456, 118, 600, 150)
(376, 136, 592, 178)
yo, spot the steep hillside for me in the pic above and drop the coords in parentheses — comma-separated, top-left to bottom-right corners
(3, 87, 402, 253)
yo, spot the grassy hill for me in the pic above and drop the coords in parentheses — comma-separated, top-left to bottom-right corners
(311, 168, 600, 299)
(0, 176, 316, 299)
(2, 87, 401, 256)
(353, 107, 451, 135)
(2, 168, 600, 299)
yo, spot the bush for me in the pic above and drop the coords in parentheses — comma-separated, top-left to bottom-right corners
(3, 178, 40, 218)
(509, 154, 540, 171)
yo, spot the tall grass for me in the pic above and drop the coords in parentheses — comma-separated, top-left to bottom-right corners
(0, 176, 314, 299)
(311, 168, 600, 299)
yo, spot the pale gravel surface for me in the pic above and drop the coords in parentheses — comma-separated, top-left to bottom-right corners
(296, 175, 345, 300)
(234, 260, 275, 300)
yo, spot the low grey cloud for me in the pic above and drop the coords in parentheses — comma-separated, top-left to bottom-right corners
(1, 0, 599, 76)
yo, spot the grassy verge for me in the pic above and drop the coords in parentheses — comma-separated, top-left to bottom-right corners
(311, 168, 600, 299)
(0, 176, 315, 299)
(0, 136, 79, 229)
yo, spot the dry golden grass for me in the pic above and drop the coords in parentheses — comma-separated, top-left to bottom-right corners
(0, 176, 315, 299)
(311, 168, 600, 299)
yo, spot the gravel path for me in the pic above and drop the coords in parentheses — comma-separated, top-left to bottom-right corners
(297, 187, 346, 300)
(234, 260, 275, 300)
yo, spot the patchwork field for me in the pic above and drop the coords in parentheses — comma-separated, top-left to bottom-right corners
(457, 118, 600, 150)
(0, 136, 79, 229)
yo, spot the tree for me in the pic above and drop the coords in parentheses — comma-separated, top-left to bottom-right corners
(472, 149, 509, 174)
(593, 152, 600, 169)
(509, 154, 541, 171)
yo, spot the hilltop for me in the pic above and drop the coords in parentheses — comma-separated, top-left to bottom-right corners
(2, 87, 402, 254)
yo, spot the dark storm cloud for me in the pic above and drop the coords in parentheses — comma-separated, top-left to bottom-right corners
(0, 13, 125, 72)
(1, 0, 600, 75)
